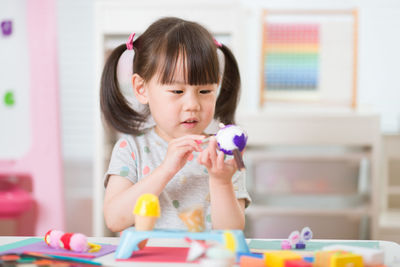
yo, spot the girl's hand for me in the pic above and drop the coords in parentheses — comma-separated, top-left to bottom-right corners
(197, 136, 237, 185)
(161, 134, 205, 177)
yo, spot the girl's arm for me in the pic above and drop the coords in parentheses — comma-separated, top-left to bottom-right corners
(103, 164, 173, 232)
(198, 137, 246, 230)
(209, 180, 246, 229)
(103, 134, 204, 232)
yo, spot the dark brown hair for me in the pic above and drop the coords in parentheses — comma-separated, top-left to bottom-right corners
(100, 17, 241, 135)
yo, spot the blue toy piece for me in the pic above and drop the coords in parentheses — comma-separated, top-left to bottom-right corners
(115, 228, 250, 259)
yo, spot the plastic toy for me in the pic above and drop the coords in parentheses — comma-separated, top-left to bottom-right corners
(115, 193, 249, 259)
(215, 124, 248, 171)
(295, 227, 313, 249)
(133, 193, 160, 231)
(264, 251, 302, 267)
(240, 255, 265, 267)
(184, 237, 209, 261)
(44, 230, 101, 253)
(133, 193, 160, 249)
(178, 205, 205, 232)
(281, 230, 300, 250)
(281, 227, 313, 250)
(115, 228, 249, 259)
(322, 244, 384, 266)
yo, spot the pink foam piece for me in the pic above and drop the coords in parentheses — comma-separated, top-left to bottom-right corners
(70, 233, 89, 252)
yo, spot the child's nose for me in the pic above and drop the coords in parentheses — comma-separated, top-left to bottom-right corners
(183, 92, 200, 111)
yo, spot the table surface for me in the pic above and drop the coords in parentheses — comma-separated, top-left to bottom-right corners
(1, 237, 400, 266)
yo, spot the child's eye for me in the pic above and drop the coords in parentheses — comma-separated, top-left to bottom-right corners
(170, 90, 184, 94)
(200, 90, 212, 94)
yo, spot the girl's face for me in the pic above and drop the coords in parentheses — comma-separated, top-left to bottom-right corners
(141, 60, 218, 142)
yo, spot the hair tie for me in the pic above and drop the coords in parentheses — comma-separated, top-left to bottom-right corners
(126, 33, 135, 50)
(213, 38, 222, 48)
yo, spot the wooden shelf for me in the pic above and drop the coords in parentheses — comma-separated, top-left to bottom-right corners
(246, 204, 371, 217)
(387, 186, 400, 195)
(379, 211, 400, 229)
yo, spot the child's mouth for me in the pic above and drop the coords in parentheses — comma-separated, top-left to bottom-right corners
(182, 119, 198, 129)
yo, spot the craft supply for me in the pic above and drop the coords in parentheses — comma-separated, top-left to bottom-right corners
(281, 230, 301, 249)
(116, 246, 189, 263)
(115, 228, 249, 259)
(133, 193, 161, 249)
(215, 124, 247, 171)
(285, 258, 313, 267)
(45, 230, 101, 253)
(239, 255, 265, 267)
(44, 229, 64, 249)
(178, 205, 205, 232)
(23, 252, 102, 266)
(200, 257, 235, 267)
(281, 240, 292, 250)
(322, 244, 384, 265)
(0, 237, 116, 259)
(264, 251, 302, 267)
(248, 239, 380, 253)
(296, 227, 313, 249)
(236, 252, 263, 263)
(330, 253, 363, 267)
(203, 246, 235, 267)
(185, 238, 209, 261)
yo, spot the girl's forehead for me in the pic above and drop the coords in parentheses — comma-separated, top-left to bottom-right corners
(151, 46, 219, 85)
(155, 54, 187, 84)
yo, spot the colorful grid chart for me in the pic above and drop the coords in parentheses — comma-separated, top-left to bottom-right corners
(264, 23, 320, 91)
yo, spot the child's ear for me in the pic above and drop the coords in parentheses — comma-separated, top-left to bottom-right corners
(132, 74, 148, 104)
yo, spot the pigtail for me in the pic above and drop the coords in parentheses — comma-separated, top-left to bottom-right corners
(100, 43, 149, 135)
(214, 44, 241, 125)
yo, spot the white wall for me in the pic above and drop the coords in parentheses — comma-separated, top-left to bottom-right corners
(358, 0, 400, 132)
(58, 0, 95, 161)
(57, 0, 95, 233)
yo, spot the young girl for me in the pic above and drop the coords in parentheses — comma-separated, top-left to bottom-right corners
(100, 17, 251, 233)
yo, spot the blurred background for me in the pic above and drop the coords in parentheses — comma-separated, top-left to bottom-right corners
(1, 0, 400, 242)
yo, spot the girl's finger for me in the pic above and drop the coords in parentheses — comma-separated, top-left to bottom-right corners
(226, 157, 237, 169)
(208, 145, 217, 165)
(171, 134, 206, 143)
(173, 138, 202, 152)
(201, 149, 209, 165)
(216, 150, 225, 169)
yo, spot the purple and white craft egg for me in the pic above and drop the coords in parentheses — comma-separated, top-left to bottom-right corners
(215, 124, 248, 155)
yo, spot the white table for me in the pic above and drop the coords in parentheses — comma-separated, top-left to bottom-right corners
(1, 237, 400, 266)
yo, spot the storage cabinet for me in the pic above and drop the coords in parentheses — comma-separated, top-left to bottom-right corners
(378, 134, 400, 243)
(237, 112, 381, 239)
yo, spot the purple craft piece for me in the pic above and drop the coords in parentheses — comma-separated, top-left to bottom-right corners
(295, 241, 306, 249)
(216, 124, 248, 155)
(217, 145, 232, 155)
(233, 133, 247, 152)
(1, 20, 12, 36)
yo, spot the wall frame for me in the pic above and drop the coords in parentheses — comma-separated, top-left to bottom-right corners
(260, 9, 358, 108)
